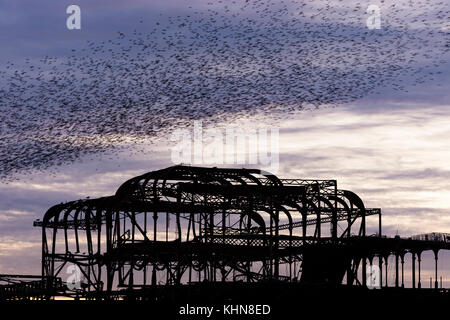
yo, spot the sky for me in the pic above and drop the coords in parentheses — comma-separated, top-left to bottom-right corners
(0, 0, 449, 287)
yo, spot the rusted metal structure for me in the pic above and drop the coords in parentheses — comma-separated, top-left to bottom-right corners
(2, 165, 448, 301)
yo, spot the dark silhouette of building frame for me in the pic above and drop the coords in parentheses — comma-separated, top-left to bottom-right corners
(2, 165, 449, 300)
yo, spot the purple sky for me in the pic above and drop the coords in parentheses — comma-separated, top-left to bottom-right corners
(0, 0, 449, 287)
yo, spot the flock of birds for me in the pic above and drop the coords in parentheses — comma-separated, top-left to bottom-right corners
(0, 0, 448, 180)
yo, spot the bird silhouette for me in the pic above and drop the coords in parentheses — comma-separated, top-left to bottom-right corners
(0, 0, 448, 181)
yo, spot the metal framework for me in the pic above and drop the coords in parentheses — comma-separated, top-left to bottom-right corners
(1, 165, 444, 301)
(30, 165, 383, 299)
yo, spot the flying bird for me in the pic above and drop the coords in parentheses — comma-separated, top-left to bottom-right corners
(0, 0, 448, 180)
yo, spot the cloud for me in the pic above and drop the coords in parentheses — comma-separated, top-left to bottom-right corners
(0, 0, 449, 281)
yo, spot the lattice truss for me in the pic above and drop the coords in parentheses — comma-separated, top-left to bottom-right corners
(34, 166, 381, 296)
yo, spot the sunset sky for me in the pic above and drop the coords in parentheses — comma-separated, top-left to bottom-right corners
(0, 0, 449, 286)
